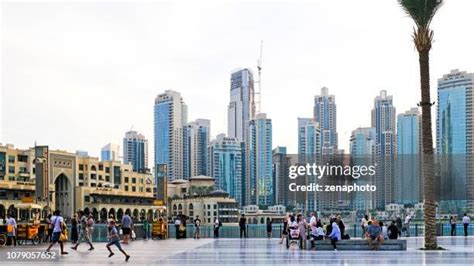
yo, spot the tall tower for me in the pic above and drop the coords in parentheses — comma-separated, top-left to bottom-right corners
(154, 90, 188, 181)
(101, 143, 120, 162)
(437, 69, 474, 214)
(247, 113, 272, 206)
(313, 87, 338, 156)
(396, 108, 422, 205)
(123, 131, 148, 172)
(371, 90, 396, 209)
(227, 68, 255, 142)
(183, 119, 210, 179)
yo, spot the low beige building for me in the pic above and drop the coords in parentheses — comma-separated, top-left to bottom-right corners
(0, 143, 164, 222)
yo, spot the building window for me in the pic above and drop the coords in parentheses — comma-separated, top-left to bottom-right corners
(9, 176, 15, 181)
(91, 174, 96, 180)
(79, 173, 84, 180)
(125, 177, 129, 183)
(105, 167, 110, 173)
(214, 204, 217, 209)
(79, 182, 83, 186)
(85, 196, 90, 202)
(99, 164, 103, 171)
(8, 166, 15, 174)
(139, 187, 143, 192)
(132, 178, 136, 184)
(99, 175, 103, 180)
(79, 164, 84, 171)
(8, 156, 15, 163)
(207, 204, 210, 209)
(125, 186, 129, 191)
(132, 186, 136, 192)
(207, 211, 210, 216)
(214, 211, 217, 216)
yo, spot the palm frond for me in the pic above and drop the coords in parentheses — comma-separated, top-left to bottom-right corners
(399, 0, 443, 28)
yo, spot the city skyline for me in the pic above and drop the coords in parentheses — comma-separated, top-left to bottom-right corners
(2, 1, 474, 160)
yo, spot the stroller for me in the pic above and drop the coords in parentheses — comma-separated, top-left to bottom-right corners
(286, 225, 301, 249)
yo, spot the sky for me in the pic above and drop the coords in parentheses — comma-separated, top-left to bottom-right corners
(1, 0, 474, 161)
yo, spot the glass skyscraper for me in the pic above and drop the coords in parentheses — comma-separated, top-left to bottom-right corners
(154, 90, 187, 181)
(247, 113, 273, 206)
(371, 90, 396, 209)
(313, 87, 338, 156)
(101, 143, 120, 162)
(183, 119, 210, 179)
(437, 69, 474, 212)
(350, 127, 376, 211)
(209, 134, 244, 205)
(123, 131, 148, 172)
(396, 108, 422, 204)
(228, 68, 255, 142)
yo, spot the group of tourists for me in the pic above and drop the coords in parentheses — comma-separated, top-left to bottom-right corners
(190, 215, 223, 239)
(43, 209, 130, 261)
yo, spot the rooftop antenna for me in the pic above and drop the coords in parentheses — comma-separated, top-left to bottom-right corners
(255, 40, 263, 114)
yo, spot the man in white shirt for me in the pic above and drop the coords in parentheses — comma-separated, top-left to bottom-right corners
(309, 212, 317, 234)
(46, 210, 68, 255)
(404, 215, 411, 237)
(463, 213, 471, 237)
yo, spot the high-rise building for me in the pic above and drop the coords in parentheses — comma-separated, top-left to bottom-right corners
(123, 131, 148, 172)
(437, 69, 474, 213)
(183, 119, 210, 179)
(371, 90, 396, 209)
(297, 118, 321, 211)
(101, 143, 120, 162)
(297, 118, 321, 164)
(228, 68, 255, 142)
(350, 127, 376, 211)
(247, 113, 273, 206)
(154, 90, 188, 181)
(272, 146, 292, 207)
(208, 134, 244, 205)
(313, 87, 338, 156)
(396, 108, 422, 205)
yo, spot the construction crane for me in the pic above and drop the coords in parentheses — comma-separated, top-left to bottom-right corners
(255, 40, 263, 115)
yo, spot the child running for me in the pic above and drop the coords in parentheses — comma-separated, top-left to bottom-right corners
(106, 220, 130, 262)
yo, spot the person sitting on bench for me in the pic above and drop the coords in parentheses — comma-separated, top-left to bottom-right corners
(366, 220, 384, 250)
(309, 221, 325, 250)
(388, 220, 399, 240)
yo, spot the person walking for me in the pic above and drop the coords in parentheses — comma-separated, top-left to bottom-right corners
(404, 214, 412, 237)
(239, 214, 247, 238)
(46, 210, 68, 255)
(327, 218, 341, 251)
(121, 211, 133, 244)
(214, 217, 221, 238)
(71, 211, 94, 251)
(266, 218, 272, 238)
(279, 215, 289, 244)
(396, 216, 403, 238)
(5, 213, 17, 246)
(71, 213, 79, 244)
(106, 220, 130, 262)
(463, 213, 471, 237)
(193, 215, 201, 239)
(297, 214, 307, 250)
(450, 216, 457, 236)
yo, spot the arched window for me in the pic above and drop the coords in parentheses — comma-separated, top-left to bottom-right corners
(189, 203, 194, 210)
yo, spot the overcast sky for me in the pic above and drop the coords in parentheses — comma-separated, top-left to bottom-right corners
(1, 0, 474, 160)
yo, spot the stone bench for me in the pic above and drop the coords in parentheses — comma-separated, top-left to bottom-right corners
(305, 239, 407, 250)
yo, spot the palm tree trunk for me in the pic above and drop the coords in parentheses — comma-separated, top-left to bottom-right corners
(418, 49, 438, 249)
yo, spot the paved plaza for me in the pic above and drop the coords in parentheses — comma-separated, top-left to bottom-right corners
(0, 237, 473, 265)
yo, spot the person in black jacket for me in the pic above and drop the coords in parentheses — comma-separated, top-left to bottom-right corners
(239, 214, 247, 238)
(388, 220, 399, 239)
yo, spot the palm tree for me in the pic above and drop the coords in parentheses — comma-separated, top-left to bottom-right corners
(399, 0, 443, 250)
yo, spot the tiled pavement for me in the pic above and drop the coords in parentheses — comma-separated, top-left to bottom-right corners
(0, 236, 472, 265)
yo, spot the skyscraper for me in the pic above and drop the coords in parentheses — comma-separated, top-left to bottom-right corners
(247, 113, 272, 206)
(437, 69, 474, 213)
(313, 87, 338, 156)
(183, 119, 210, 179)
(154, 90, 188, 181)
(350, 127, 376, 211)
(396, 108, 422, 204)
(371, 90, 396, 209)
(272, 146, 292, 207)
(101, 143, 120, 162)
(228, 68, 256, 142)
(209, 134, 244, 204)
(123, 131, 148, 172)
(297, 118, 321, 164)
